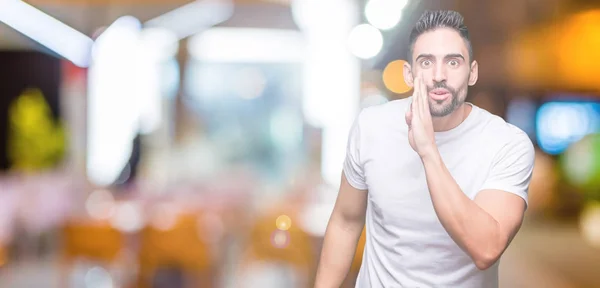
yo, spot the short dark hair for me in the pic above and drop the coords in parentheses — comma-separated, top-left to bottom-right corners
(407, 10, 473, 64)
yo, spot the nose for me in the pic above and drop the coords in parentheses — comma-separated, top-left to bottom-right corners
(433, 63, 447, 82)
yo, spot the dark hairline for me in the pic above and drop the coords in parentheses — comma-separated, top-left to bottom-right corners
(407, 10, 474, 65)
(408, 28, 474, 64)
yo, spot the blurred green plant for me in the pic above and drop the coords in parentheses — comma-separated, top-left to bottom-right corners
(7, 88, 66, 172)
(561, 133, 600, 201)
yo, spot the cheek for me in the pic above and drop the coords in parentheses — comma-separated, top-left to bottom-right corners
(448, 70, 470, 87)
(417, 70, 435, 85)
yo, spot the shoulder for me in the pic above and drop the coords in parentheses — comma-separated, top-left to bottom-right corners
(357, 97, 411, 129)
(475, 106, 535, 159)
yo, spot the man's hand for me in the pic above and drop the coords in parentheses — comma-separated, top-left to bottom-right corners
(405, 75, 436, 158)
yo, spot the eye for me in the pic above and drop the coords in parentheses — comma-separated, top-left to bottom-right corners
(448, 59, 459, 67)
(420, 60, 432, 68)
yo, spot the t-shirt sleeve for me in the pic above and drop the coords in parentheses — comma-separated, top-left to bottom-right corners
(343, 111, 368, 190)
(480, 130, 535, 208)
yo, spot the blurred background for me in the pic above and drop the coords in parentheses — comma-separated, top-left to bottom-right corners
(0, 0, 599, 287)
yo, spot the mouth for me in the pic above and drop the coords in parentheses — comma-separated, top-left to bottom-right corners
(429, 89, 451, 101)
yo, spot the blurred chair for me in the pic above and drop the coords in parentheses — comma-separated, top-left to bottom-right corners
(136, 212, 214, 288)
(60, 219, 125, 287)
(0, 244, 6, 268)
(61, 220, 124, 261)
(238, 210, 315, 288)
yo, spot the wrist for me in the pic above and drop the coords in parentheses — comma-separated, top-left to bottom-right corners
(419, 146, 440, 164)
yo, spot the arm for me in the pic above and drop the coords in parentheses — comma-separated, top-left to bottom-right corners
(421, 150, 528, 270)
(407, 75, 533, 270)
(314, 173, 368, 288)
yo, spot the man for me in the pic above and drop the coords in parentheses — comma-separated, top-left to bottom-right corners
(315, 10, 534, 288)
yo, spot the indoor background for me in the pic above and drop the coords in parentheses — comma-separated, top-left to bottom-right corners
(0, 0, 599, 287)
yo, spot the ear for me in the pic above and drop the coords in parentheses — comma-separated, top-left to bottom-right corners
(468, 60, 479, 86)
(403, 61, 414, 88)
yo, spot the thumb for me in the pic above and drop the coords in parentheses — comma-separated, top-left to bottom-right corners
(405, 107, 412, 127)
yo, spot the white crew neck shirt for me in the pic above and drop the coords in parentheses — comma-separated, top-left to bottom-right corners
(344, 97, 535, 288)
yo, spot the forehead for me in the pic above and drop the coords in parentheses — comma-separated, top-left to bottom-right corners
(412, 27, 469, 60)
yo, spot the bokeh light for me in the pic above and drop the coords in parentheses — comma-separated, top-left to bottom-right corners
(562, 134, 600, 191)
(365, 0, 407, 30)
(271, 230, 290, 249)
(580, 201, 600, 249)
(382, 60, 412, 94)
(556, 10, 600, 90)
(109, 202, 144, 233)
(506, 98, 537, 139)
(347, 24, 383, 60)
(276, 215, 292, 231)
(84, 266, 114, 288)
(150, 203, 179, 231)
(536, 102, 600, 155)
(85, 190, 116, 220)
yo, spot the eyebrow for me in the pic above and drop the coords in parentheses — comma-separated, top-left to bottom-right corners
(445, 54, 466, 61)
(415, 53, 466, 61)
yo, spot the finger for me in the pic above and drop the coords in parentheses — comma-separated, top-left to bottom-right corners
(419, 74, 428, 115)
(412, 76, 420, 114)
(413, 75, 420, 97)
(414, 75, 423, 114)
(412, 96, 419, 121)
(411, 99, 421, 126)
(405, 105, 412, 127)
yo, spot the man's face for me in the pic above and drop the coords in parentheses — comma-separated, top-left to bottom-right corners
(408, 28, 477, 117)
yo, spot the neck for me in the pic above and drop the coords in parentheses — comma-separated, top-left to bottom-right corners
(432, 103, 471, 132)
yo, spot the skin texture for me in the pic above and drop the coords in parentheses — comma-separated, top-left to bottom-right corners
(314, 174, 367, 288)
(314, 27, 529, 288)
(404, 28, 527, 270)
(403, 27, 478, 132)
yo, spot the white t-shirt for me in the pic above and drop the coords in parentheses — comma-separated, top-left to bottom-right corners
(343, 97, 535, 288)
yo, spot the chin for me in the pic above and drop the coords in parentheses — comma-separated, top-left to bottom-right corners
(430, 105, 457, 117)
